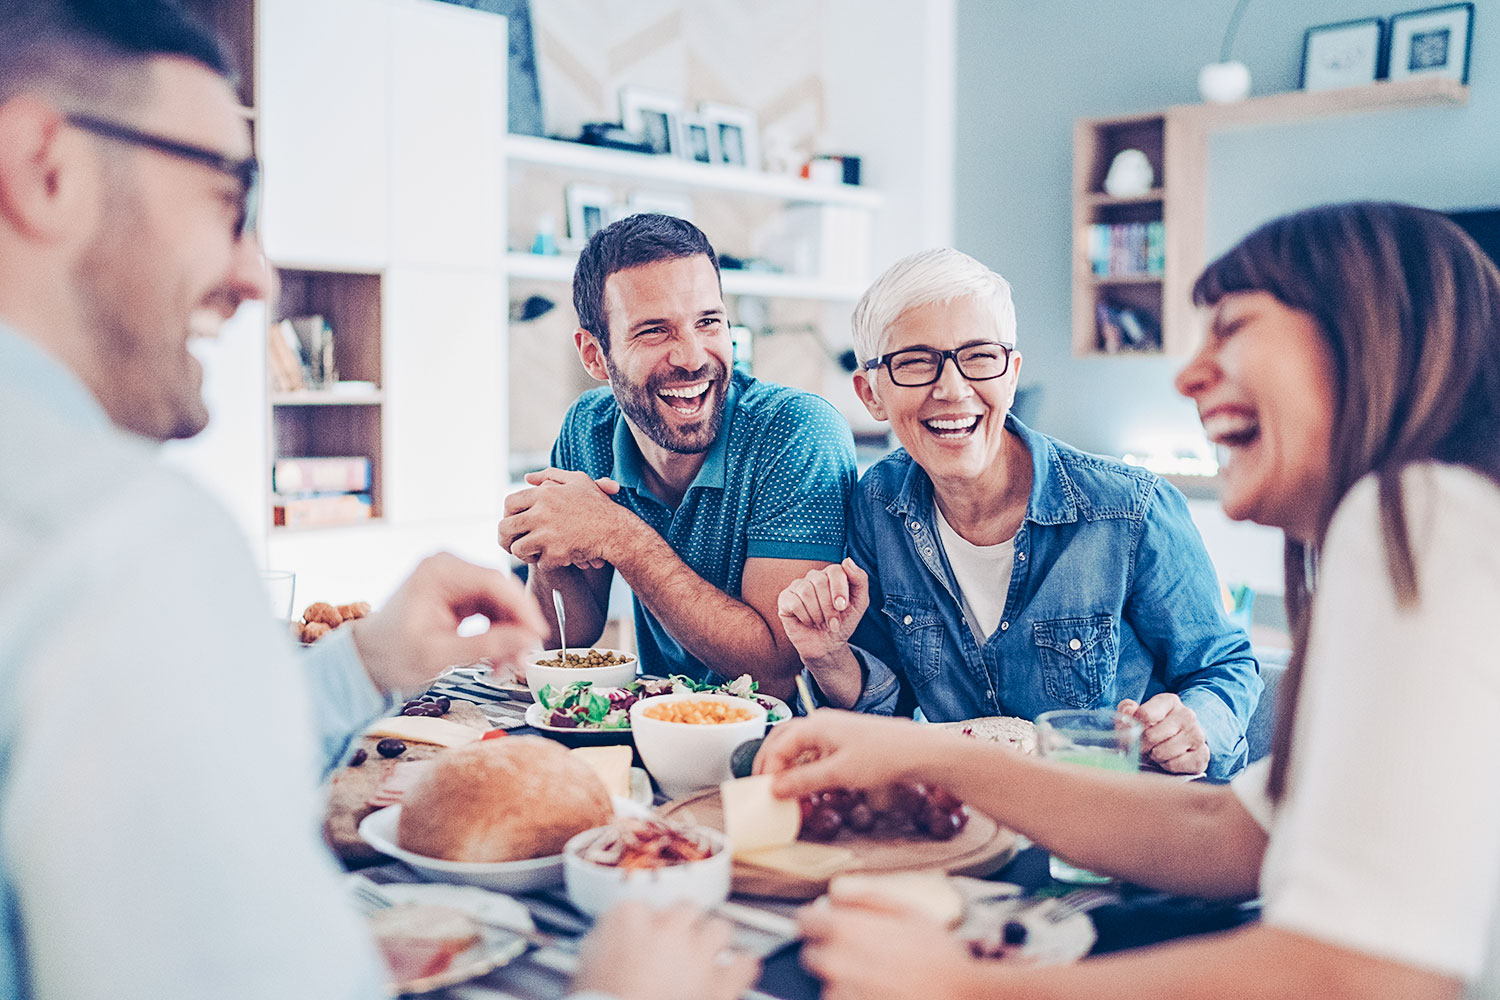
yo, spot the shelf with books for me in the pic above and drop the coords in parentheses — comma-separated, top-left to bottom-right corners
(1072, 78, 1471, 359)
(268, 267, 383, 530)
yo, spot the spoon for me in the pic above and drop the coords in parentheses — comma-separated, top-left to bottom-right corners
(552, 588, 568, 661)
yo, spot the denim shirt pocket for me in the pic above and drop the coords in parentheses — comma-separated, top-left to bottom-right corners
(879, 595, 945, 684)
(1032, 614, 1117, 708)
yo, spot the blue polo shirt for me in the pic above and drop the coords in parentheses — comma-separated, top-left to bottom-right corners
(551, 371, 857, 680)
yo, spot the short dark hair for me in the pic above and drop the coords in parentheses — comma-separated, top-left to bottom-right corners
(572, 213, 721, 352)
(0, 0, 231, 108)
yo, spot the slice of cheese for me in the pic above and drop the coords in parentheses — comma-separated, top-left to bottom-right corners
(570, 745, 633, 798)
(827, 870, 965, 928)
(720, 774, 801, 856)
(736, 842, 855, 880)
(363, 716, 484, 748)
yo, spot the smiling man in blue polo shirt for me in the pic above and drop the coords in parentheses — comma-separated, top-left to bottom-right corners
(499, 214, 857, 701)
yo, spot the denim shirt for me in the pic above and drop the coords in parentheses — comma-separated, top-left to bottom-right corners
(840, 416, 1261, 780)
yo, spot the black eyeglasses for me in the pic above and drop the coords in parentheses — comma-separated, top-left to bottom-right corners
(863, 342, 1015, 387)
(66, 113, 260, 238)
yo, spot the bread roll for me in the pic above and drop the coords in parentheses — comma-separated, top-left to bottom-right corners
(397, 735, 612, 862)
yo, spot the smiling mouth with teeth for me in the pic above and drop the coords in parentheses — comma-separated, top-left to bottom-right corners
(1201, 412, 1259, 448)
(922, 415, 982, 438)
(657, 381, 711, 415)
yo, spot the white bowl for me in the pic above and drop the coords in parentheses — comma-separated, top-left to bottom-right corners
(358, 806, 565, 892)
(629, 693, 768, 799)
(563, 824, 731, 918)
(524, 648, 638, 701)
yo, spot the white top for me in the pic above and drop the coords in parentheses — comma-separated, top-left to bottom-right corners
(933, 505, 1015, 642)
(1231, 464, 1500, 994)
(0, 325, 394, 1000)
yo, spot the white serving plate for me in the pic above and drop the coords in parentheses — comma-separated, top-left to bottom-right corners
(358, 769, 654, 891)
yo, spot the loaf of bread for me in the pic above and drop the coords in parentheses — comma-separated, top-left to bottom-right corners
(397, 735, 612, 862)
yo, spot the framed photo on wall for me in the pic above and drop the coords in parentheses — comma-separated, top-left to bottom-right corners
(564, 182, 613, 247)
(1387, 3, 1474, 84)
(619, 88, 682, 156)
(699, 102, 760, 170)
(679, 113, 718, 165)
(1300, 18, 1386, 91)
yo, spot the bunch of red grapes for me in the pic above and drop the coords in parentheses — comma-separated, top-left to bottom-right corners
(799, 783, 969, 842)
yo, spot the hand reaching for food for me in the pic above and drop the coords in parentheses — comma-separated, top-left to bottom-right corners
(572, 900, 760, 1000)
(798, 893, 973, 1000)
(755, 710, 942, 800)
(350, 552, 547, 696)
(1116, 692, 1209, 775)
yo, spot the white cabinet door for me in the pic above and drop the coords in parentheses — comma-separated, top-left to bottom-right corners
(389, 1, 506, 270)
(257, 0, 391, 267)
(382, 268, 506, 524)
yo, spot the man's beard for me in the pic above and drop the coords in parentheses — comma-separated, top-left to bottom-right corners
(606, 356, 730, 454)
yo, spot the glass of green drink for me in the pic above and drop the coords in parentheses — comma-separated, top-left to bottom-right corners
(1036, 708, 1143, 884)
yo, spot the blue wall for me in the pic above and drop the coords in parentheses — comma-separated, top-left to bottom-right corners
(955, 0, 1492, 457)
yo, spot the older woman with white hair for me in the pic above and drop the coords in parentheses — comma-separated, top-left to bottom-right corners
(777, 248, 1261, 779)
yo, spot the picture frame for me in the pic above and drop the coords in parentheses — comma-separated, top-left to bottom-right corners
(1300, 17, 1386, 91)
(678, 113, 718, 165)
(1387, 3, 1473, 84)
(619, 87, 682, 157)
(564, 182, 613, 247)
(625, 190, 695, 223)
(699, 102, 760, 170)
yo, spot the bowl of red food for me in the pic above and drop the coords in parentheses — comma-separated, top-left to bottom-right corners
(562, 818, 731, 917)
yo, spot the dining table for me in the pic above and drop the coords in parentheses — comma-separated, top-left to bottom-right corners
(356, 670, 1262, 999)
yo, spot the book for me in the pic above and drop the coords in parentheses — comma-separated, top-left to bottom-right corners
(267, 321, 307, 392)
(272, 457, 371, 494)
(273, 492, 372, 529)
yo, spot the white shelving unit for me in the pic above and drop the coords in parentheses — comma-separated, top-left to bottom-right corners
(505, 251, 869, 303)
(506, 135, 883, 210)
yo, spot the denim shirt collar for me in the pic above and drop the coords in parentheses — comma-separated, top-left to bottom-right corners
(884, 414, 1081, 527)
(610, 373, 741, 498)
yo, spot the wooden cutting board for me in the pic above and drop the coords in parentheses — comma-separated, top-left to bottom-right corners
(660, 788, 1021, 900)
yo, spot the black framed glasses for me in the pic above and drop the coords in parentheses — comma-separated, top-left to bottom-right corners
(863, 342, 1015, 387)
(66, 113, 260, 238)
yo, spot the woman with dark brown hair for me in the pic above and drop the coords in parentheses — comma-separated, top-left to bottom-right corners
(753, 202, 1500, 1000)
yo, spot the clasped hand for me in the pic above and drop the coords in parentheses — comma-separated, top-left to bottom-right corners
(776, 558, 870, 663)
(498, 468, 633, 571)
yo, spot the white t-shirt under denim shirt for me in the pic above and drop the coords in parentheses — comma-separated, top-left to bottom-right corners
(933, 505, 1015, 643)
(1232, 464, 1500, 995)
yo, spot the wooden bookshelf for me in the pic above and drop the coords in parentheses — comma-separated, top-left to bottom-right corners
(1072, 77, 1470, 358)
(269, 268, 383, 526)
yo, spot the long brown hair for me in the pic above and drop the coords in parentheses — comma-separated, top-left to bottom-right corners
(1193, 202, 1500, 801)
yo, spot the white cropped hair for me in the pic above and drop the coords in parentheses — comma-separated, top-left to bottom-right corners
(850, 247, 1017, 364)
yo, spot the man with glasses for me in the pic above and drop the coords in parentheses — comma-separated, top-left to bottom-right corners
(500, 213, 857, 702)
(0, 5, 757, 1000)
(774, 249, 1261, 780)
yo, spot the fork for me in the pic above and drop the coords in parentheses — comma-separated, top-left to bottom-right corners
(1041, 887, 1120, 922)
(349, 877, 559, 948)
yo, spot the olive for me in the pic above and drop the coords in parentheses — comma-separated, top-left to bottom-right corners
(400, 705, 425, 716)
(418, 694, 438, 703)
(376, 738, 407, 758)
(1002, 921, 1029, 946)
(729, 738, 763, 779)
(401, 700, 423, 713)
(802, 805, 844, 842)
(349, 748, 368, 767)
(921, 804, 966, 841)
(433, 697, 451, 713)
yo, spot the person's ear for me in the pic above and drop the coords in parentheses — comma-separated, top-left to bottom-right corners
(0, 97, 96, 242)
(575, 328, 610, 382)
(852, 369, 888, 422)
(1003, 351, 1023, 410)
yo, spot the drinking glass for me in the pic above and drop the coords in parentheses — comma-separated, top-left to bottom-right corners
(261, 569, 297, 624)
(1036, 708, 1143, 884)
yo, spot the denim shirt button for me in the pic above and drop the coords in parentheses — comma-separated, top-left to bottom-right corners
(903, 614, 913, 625)
(1069, 638, 1082, 651)
(910, 521, 922, 531)
(1000, 621, 1009, 631)
(987, 689, 995, 701)
(1017, 552, 1027, 561)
